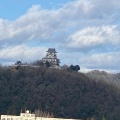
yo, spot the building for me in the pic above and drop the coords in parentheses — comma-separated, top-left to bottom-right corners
(42, 48, 60, 68)
(1, 110, 35, 120)
(1, 110, 81, 120)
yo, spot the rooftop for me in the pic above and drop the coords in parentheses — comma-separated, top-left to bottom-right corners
(47, 48, 57, 53)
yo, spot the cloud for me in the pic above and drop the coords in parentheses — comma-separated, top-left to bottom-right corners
(58, 50, 120, 73)
(0, 0, 120, 72)
(66, 25, 120, 51)
(79, 52, 120, 71)
(90, 0, 120, 19)
(0, 45, 47, 63)
(0, 0, 120, 46)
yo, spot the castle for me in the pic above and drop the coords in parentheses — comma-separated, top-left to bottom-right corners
(12, 48, 60, 69)
(42, 48, 60, 68)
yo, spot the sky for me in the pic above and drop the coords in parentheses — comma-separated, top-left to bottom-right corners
(0, 0, 120, 73)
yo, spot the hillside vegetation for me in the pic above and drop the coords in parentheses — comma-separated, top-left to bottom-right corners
(0, 66, 120, 120)
(85, 70, 120, 89)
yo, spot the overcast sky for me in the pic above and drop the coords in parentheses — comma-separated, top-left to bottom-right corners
(0, 0, 120, 73)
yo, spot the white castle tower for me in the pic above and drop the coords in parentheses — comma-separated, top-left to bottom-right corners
(42, 48, 60, 68)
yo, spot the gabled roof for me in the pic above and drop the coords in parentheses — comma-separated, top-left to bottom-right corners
(47, 48, 57, 53)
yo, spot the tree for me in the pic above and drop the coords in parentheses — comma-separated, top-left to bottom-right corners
(34, 109, 54, 117)
(102, 115, 106, 120)
(32, 60, 44, 66)
(75, 65, 80, 71)
(15, 61, 21, 65)
(15, 61, 22, 70)
(45, 61, 51, 67)
(70, 65, 74, 70)
(70, 65, 80, 72)
(61, 65, 69, 69)
(91, 118, 95, 120)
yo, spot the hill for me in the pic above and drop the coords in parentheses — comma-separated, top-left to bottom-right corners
(0, 66, 120, 120)
(85, 70, 120, 89)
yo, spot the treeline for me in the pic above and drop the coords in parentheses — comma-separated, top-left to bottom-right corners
(0, 66, 120, 120)
(85, 70, 120, 89)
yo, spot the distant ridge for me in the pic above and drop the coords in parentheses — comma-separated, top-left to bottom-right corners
(85, 70, 120, 88)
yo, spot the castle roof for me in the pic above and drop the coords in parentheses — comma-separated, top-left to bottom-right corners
(47, 48, 57, 53)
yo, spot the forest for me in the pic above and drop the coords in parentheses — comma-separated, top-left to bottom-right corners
(0, 66, 120, 120)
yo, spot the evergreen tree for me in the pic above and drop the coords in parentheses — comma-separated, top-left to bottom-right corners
(102, 115, 106, 120)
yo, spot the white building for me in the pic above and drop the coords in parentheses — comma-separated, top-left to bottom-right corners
(1, 110, 35, 120)
(1, 110, 81, 120)
(42, 48, 60, 68)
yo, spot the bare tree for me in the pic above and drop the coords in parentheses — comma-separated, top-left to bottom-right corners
(34, 109, 54, 118)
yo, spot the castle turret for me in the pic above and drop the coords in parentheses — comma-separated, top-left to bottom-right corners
(42, 48, 60, 68)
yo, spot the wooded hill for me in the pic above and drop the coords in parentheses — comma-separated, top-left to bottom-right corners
(0, 66, 120, 120)
(85, 70, 120, 89)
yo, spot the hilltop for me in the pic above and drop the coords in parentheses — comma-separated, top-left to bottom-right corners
(85, 70, 120, 89)
(0, 66, 120, 120)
